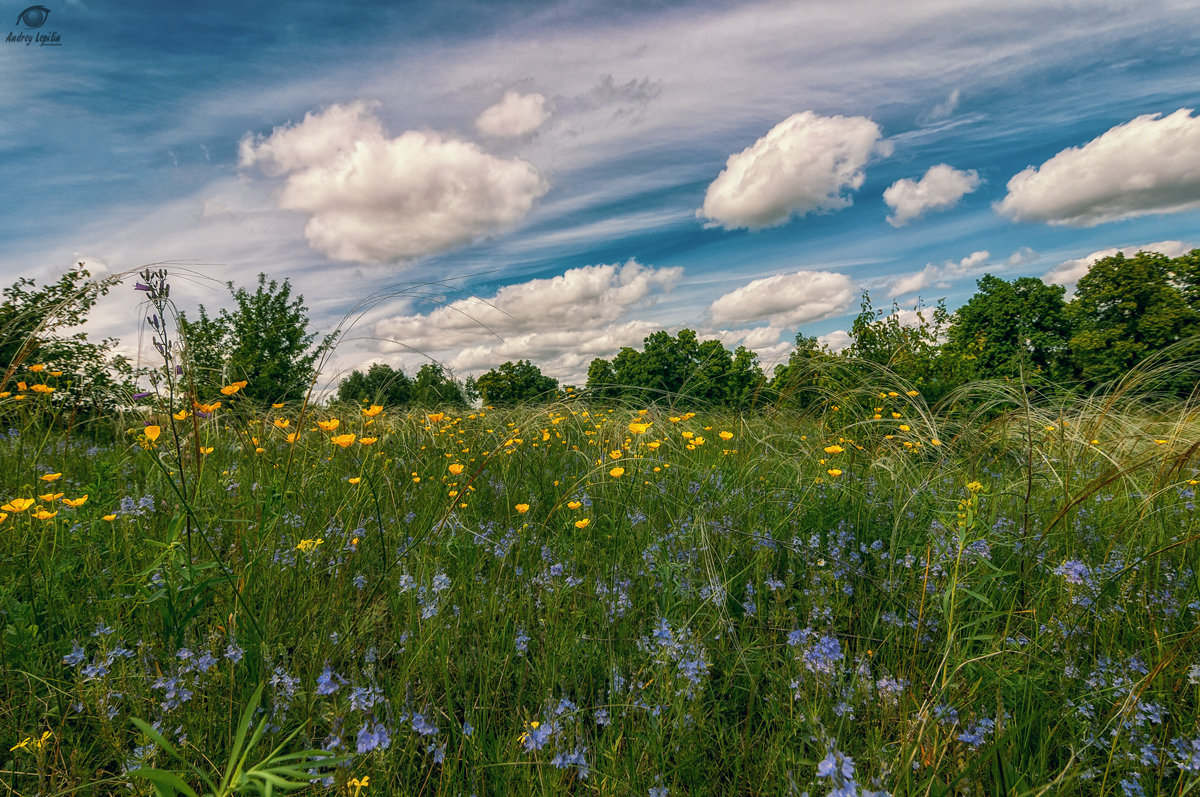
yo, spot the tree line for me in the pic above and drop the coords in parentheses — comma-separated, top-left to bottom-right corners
(4, 249, 1199, 415)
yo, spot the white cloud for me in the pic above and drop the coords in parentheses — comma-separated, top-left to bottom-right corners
(890, 250, 989, 297)
(240, 100, 548, 262)
(1043, 240, 1191, 288)
(884, 164, 980, 226)
(373, 259, 681, 356)
(708, 270, 856, 327)
(817, 329, 853, 353)
(698, 111, 891, 229)
(475, 90, 552, 137)
(996, 108, 1200, 226)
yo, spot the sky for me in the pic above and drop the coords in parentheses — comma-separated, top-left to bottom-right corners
(3, 0, 1200, 390)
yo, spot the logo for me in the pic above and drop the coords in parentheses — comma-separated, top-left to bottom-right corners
(6, 4, 61, 46)
(16, 5, 50, 28)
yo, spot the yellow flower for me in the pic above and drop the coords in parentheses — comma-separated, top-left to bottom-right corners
(199, 447, 214, 455)
(50, 370, 62, 377)
(31, 384, 54, 394)
(144, 426, 161, 443)
(286, 432, 299, 444)
(823, 444, 844, 454)
(17, 381, 27, 391)
(29, 363, 45, 372)
(102, 514, 117, 522)
(39, 492, 64, 502)
(40, 473, 62, 482)
(646, 441, 661, 450)
(719, 431, 733, 441)
(359, 437, 378, 445)
(0, 512, 7, 523)
(363, 405, 384, 417)
(966, 481, 984, 493)
(274, 418, 290, 428)
(567, 500, 582, 510)
(609, 467, 625, 478)
(930, 438, 942, 446)
(609, 450, 622, 459)
(898, 424, 910, 432)
(575, 518, 590, 528)
(295, 537, 324, 552)
(0, 392, 9, 398)
(173, 409, 190, 421)
(330, 433, 356, 448)
(33, 509, 58, 520)
(348, 477, 362, 484)
(220, 380, 248, 395)
(628, 421, 652, 434)
(193, 400, 222, 413)
(906, 389, 920, 397)
(427, 412, 445, 423)
(1154, 439, 1169, 445)
(681, 431, 694, 439)
(255, 447, 265, 454)
(317, 419, 340, 432)
(827, 468, 843, 477)
(349, 776, 370, 797)
(515, 503, 530, 514)
(272, 402, 285, 408)
(448, 463, 464, 475)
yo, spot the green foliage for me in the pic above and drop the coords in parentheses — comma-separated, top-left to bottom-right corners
(944, 274, 1072, 383)
(179, 274, 334, 404)
(473, 359, 558, 405)
(1066, 251, 1200, 388)
(587, 329, 766, 407)
(127, 683, 343, 795)
(0, 263, 135, 417)
(336, 362, 413, 406)
(411, 361, 468, 407)
(846, 291, 955, 399)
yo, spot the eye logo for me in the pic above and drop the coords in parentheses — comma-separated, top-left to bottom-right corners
(16, 5, 51, 29)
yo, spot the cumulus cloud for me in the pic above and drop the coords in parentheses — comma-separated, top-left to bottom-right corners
(817, 330, 853, 353)
(373, 259, 681, 355)
(996, 108, 1200, 226)
(1043, 240, 1191, 288)
(240, 100, 548, 262)
(884, 164, 980, 226)
(698, 111, 891, 229)
(708, 270, 856, 327)
(890, 250, 989, 297)
(475, 90, 552, 137)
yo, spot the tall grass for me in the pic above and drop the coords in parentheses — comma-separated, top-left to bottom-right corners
(2, 301, 1199, 795)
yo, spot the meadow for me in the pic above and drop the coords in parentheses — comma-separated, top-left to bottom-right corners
(2, 366, 1200, 795)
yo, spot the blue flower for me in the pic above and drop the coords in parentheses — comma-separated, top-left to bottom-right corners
(315, 664, 346, 696)
(63, 641, 86, 667)
(356, 720, 391, 753)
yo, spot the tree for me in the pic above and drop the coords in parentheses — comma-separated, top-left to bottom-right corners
(411, 362, 468, 407)
(943, 274, 1071, 383)
(179, 274, 334, 404)
(846, 291, 953, 397)
(585, 357, 619, 400)
(770, 334, 832, 407)
(336, 362, 413, 406)
(473, 360, 559, 406)
(1066, 251, 1200, 386)
(0, 264, 135, 416)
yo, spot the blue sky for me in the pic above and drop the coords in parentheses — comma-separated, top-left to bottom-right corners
(4, 0, 1200, 388)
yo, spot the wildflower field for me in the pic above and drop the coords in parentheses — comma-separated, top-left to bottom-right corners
(3, 370, 1200, 795)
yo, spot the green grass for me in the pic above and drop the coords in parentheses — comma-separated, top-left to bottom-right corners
(1, 377, 1199, 796)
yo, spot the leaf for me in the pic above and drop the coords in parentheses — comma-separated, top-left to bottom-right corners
(126, 767, 201, 797)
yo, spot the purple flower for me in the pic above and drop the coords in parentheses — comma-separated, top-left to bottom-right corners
(133, 392, 153, 400)
(356, 720, 391, 753)
(134, 282, 152, 292)
(63, 641, 86, 667)
(315, 664, 345, 696)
